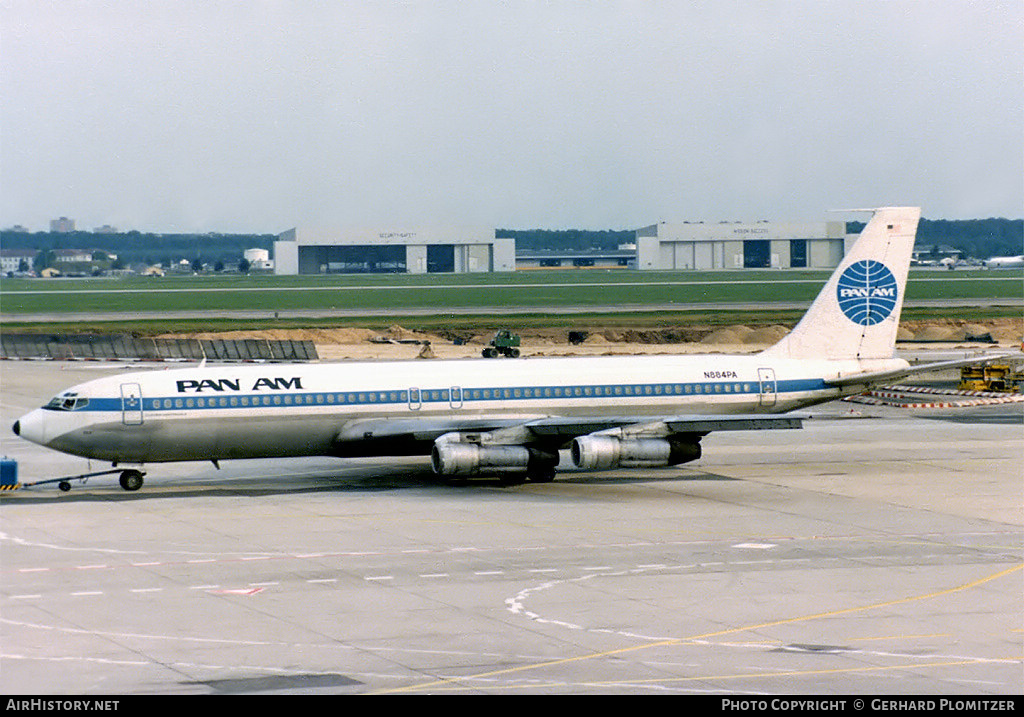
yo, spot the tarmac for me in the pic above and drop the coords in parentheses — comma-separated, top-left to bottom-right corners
(0, 360, 1020, 695)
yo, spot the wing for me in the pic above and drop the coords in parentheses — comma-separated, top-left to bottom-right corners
(333, 413, 804, 450)
(330, 412, 805, 477)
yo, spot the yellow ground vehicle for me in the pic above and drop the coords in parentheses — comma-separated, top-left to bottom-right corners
(958, 364, 1022, 393)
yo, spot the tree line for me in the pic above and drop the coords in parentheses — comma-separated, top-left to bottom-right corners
(912, 218, 1022, 260)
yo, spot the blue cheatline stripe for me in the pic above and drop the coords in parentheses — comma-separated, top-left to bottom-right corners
(57, 378, 831, 413)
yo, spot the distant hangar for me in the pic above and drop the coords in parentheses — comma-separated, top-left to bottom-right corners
(273, 219, 849, 274)
(635, 220, 848, 270)
(274, 226, 514, 275)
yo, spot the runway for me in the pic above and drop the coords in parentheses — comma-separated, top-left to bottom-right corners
(1, 361, 1021, 695)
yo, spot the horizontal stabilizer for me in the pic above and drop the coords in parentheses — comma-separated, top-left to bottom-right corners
(825, 353, 1016, 388)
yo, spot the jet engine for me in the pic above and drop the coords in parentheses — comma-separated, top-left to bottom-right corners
(570, 435, 701, 470)
(431, 442, 531, 476)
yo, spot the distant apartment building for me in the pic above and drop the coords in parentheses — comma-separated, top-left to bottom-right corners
(50, 217, 76, 232)
(0, 249, 39, 273)
(93, 224, 118, 234)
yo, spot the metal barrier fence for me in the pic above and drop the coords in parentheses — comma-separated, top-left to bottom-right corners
(0, 333, 318, 362)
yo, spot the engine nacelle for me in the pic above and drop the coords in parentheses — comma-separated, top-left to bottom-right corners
(431, 442, 531, 476)
(570, 435, 701, 471)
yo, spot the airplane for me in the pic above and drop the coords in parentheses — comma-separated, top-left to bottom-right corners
(11, 207, 1003, 491)
(982, 255, 1024, 269)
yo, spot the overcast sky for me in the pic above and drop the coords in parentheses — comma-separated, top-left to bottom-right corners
(2, 0, 1021, 233)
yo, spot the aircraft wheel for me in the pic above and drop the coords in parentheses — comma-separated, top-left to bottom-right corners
(526, 451, 558, 483)
(119, 470, 144, 491)
(528, 470, 556, 483)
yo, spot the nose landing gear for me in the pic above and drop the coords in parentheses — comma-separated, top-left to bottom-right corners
(31, 468, 147, 493)
(118, 469, 145, 491)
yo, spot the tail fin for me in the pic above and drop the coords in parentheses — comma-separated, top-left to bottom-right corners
(761, 207, 920, 360)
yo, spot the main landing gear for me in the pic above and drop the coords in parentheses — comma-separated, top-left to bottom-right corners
(497, 456, 558, 486)
(25, 468, 147, 493)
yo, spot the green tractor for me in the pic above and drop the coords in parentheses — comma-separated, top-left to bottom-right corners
(483, 329, 521, 358)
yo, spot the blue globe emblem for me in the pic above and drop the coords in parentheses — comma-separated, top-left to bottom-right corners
(836, 260, 898, 326)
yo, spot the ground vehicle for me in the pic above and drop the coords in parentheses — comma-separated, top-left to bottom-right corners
(959, 363, 1021, 392)
(483, 330, 521, 358)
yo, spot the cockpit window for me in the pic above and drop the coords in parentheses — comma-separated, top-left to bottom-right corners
(43, 393, 89, 411)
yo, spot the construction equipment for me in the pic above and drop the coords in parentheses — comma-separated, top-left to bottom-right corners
(483, 329, 521, 358)
(958, 363, 1022, 393)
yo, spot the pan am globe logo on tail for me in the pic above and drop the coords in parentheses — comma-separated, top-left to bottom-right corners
(836, 260, 898, 326)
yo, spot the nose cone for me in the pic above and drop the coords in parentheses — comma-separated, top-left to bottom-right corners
(13, 410, 46, 446)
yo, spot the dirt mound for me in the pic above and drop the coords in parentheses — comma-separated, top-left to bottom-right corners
(990, 325, 1022, 343)
(700, 328, 742, 344)
(912, 325, 960, 341)
(743, 325, 788, 344)
(602, 327, 708, 343)
(159, 327, 381, 344)
(377, 324, 436, 342)
(700, 325, 759, 344)
(896, 318, 1022, 344)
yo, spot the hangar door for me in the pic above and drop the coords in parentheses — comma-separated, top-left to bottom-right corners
(427, 245, 455, 273)
(743, 240, 770, 268)
(301, 245, 406, 273)
(790, 240, 808, 268)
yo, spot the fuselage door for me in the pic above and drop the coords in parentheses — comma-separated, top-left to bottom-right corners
(757, 368, 777, 408)
(408, 387, 421, 411)
(449, 386, 463, 409)
(121, 383, 144, 425)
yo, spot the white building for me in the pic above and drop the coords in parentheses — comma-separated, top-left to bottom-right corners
(634, 220, 847, 270)
(274, 226, 514, 275)
(243, 247, 273, 270)
(51, 249, 93, 263)
(0, 249, 38, 273)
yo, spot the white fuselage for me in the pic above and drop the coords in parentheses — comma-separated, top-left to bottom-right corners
(983, 256, 1024, 269)
(14, 352, 905, 464)
(12, 206, 926, 479)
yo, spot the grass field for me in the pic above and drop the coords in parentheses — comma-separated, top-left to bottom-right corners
(1, 268, 1019, 334)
